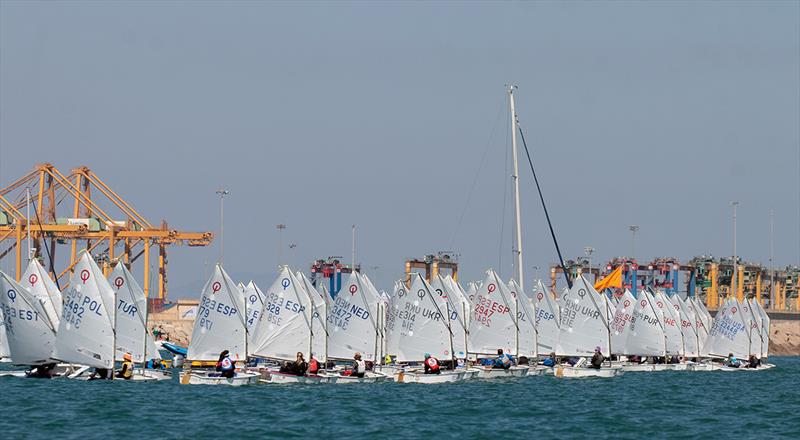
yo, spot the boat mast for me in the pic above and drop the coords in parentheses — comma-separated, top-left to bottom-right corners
(508, 85, 524, 293)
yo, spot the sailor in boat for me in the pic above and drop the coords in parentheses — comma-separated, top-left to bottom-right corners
(216, 350, 236, 378)
(746, 355, 761, 369)
(87, 368, 111, 381)
(116, 353, 134, 380)
(493, 349, 515, 369)
(145, 358, 163, 370)
(352, 352, 366, 378)
(308, 353, 321, 375)
(279, 352, 308, 376)
(25, 363, 58, 379)
(589, 347, 604, 370)
(542, 352, 557, 367)
(423, 353, 441, 375)
(724, 353, 741, 368)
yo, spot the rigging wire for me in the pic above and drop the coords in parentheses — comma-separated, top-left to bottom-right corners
(448, 97, 507, 249)
(31, 195, 61, 290)
(516, 125, 572, 289)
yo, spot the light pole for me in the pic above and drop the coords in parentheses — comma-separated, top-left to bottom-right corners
(770, 209, 774, 308)
(276, 224, 287, 264)
(215, 189, 229, 263)
(628, 225, 639, 260)
(584, 246, 595, 280)
(732, 201, 738, 298)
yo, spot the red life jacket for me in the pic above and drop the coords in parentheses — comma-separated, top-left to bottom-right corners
(309, 359, 319, 373)
(425, 357, 440, 372)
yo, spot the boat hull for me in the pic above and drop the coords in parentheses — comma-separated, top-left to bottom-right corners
(396, 370, 465, 384)
(620, 363, 655, 372)
(180, 370, 259, 386)
(260, 370, 329, 384)
(321, 371, 387, 383)
(553, 365, 622, 378)
(470, 366, 528, 378)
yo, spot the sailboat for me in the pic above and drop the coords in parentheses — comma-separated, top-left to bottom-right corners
(553, 275, 621, 377)
(531, 280, 560, 357)
(466, 269, 529, 378)
(0, 271, 58, 367)
(323, 271, 387, 383)
(297, 271, 331, 371)
(181, 264, 259, 385)
(243, 281, 266, 333)
(670, 294, 699, 362)
(430, 274, 468, 360)
(53, 251, 116, 379)
(617, 290, 666, 372)
(752, 299, 771, 364)
(508, 279, 548, 375)
(108, 263, 169, 380)
(701, 298, 751, 371)
(249, 266, 327, 383)
(652, 289, 685, 370)
(385, 273, 467, 383)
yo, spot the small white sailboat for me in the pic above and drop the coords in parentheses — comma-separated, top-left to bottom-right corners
(250, 267, 328, 384)
(466, 269, 528, 378)
(181, 264, 258, 385)
(702, 298, 751, 371)
(553, 275, 621, 378)
(531, 280, 560, 358)
(322, 271, 387, 383)
(53, 251, 116, 374)
(109, 263, 169, 381)
(385, 273, 466, 384)
(0, 271, 58, 366)
(508, 279, 547, 375)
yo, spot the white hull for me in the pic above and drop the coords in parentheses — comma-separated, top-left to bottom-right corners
(525, 365, 550, 376)
(181, 370, 259, 386)
(687, 362, 720, 371)
(651, 364, 671, 372)
(553, 365, 622, 378)
(132, 369, 172, 381)
(321, 371, 387, 383)
(620, 363, 655, 372)
(396, 370, 465, 384)
(470, 366, 528, 378)
(260, 370, 329, 384)
(663, 363, 689, 371)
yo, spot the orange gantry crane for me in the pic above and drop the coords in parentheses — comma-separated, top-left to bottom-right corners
(0, 163, 212, 304)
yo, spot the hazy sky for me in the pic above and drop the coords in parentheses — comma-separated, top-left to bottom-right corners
(1, 1, 798, 297)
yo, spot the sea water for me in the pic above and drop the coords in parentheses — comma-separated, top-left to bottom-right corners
(2, 357, 798, 439)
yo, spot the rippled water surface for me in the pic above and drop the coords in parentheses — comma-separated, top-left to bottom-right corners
(2, 357, 799, 439)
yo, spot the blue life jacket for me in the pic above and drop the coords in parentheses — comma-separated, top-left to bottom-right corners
(220, 357, 235, 371)
(543, 358, 556, 367)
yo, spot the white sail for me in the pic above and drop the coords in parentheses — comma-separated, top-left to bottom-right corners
(243, 281, 266, 333)
(430, 275, 467, 358)
(745, 299, 763, 358)
(754, 299, 770, 358)
(610, 290, 636, 355)
(249, 267, 313, 361)
(509, 279, 537, 358)
(326, 272, 380, 361)
(532, 280, 560, 355)
(385, 274, 453, 362)
(465, 282, 478, 305)
(109, 264, 160, 362)
(384, 281, 405, 357)
(0, 271, 58, 364)
(670, 295, 699, 357)
(693, 297, 712, 331)
(297, 271, 329, 362)
(623, 290, 666, 356)
(653, 290, 683, 355)
(555, 275, 610, 357)
(0, 315, 10, 361)
(186, 264, 248, 361)
(54, 252, 116, 368)
(702, 299, 750, 359)
(467, 269, 517, 356)
(21, 259, 62, 327)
